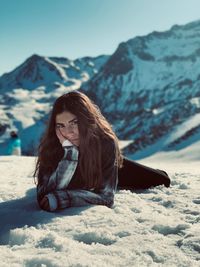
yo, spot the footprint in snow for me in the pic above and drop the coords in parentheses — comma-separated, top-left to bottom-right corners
(152, 223, 190, 236)
(193, 198, 200, 204)
(73, 231, 117, 245)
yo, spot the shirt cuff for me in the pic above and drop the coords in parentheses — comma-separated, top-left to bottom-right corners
(47, 193, 58, 211)
(62, 140, 73, 147)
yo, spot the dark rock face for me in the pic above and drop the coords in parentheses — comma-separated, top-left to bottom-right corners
(103, 43, 133, 76)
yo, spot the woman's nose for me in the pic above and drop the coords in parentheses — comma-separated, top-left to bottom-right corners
(61, 125, 74, 134)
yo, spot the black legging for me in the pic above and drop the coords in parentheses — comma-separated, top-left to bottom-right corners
(118, 157, 170, 190)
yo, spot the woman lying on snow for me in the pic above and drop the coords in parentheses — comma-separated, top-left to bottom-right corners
(34, 91, 170, 212)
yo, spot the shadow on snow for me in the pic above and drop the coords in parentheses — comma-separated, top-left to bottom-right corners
(0, 188, 89, 245)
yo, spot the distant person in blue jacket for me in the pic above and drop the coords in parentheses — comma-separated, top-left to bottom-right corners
(7, 130, 21, 156)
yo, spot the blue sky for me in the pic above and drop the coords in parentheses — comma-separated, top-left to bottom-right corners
(0, 0, 199, 75)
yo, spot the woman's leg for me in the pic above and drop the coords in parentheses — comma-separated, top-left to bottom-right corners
(118, 157, 170, 190)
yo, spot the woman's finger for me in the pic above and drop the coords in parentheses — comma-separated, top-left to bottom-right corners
(40, 196, 50, 211)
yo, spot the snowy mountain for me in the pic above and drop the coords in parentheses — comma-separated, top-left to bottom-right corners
(83, 20, 200, 158)
(0, 54, 109, 91)
(0, 54, 109, 154)
(1, 20, 200, 157)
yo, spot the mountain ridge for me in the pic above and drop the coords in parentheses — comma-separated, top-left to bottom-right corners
(82, 19, 200, 157)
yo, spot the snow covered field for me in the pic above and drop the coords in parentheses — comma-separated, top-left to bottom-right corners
(0, 150, 200, 267)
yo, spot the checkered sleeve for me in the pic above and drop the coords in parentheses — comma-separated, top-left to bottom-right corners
(37, 143, 79, 210)
(42, 139, 118, 211)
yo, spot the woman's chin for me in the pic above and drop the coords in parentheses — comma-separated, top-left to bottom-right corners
(71, 140, 79, 146)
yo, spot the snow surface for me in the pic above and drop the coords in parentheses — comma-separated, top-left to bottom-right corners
(0, 148, 200, 266)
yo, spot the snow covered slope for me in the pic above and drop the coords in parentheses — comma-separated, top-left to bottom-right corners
(125, 113, 200, 160)
(0, 148, 199, 266)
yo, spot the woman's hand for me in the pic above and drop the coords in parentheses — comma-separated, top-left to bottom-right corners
(39, 196, 50, 211)
(56, 129, 67, 145)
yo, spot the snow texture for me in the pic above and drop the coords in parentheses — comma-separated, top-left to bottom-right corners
(0, 150, 200, 267)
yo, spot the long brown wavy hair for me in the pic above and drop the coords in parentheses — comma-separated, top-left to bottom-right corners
(34, 90, 123, 189)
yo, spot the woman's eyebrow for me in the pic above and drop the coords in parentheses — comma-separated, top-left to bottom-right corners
(56, 118, 77, 124)
(68, 118, 78, 123)
(55, 122, 65, 125)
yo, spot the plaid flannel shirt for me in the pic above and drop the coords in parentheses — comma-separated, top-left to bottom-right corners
(37, 139, 118, 211)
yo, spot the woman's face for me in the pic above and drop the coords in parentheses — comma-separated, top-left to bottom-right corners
(55, 111, 80, 146)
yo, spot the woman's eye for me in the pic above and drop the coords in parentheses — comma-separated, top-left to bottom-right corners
(71, 120, 78, 126)
(55, 124, 64, 129)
